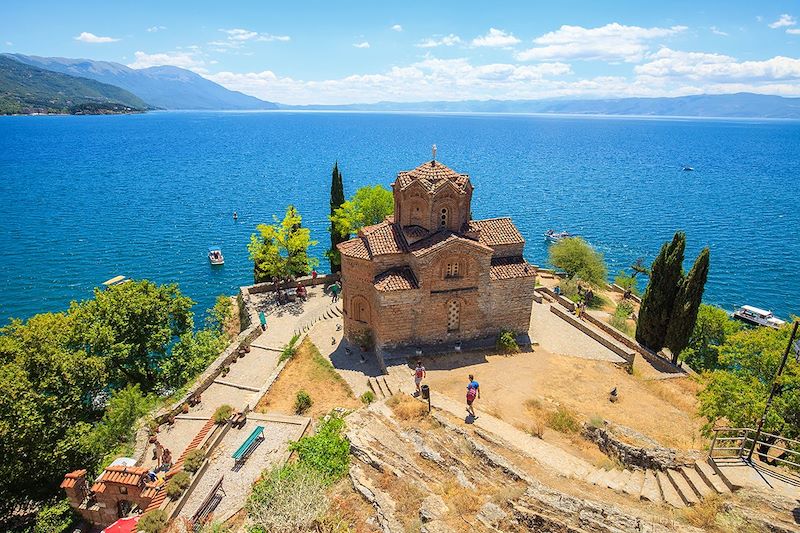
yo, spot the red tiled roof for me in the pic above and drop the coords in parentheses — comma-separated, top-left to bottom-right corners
(91, 466, 148, 492)
(409, 230, 493, 258)
(395, 160, 470, 193)
(374, 268, 418, 291)
(490, 256, 537, 280)
(338, 221, 407, 260)
(337, 237, 370, 260)
(60, 470, 86, 489)
(469, 218, 525, 247)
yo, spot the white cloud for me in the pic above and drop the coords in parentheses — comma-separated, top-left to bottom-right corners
(416, 34, 462, 48)
(768, 14, 796, 29)
(635, 48, 800, 83)
(472, 28, 520, 48)
(391, 24, 403, 32)
(127, 50, 205, 70)
(4, 41, 12, 46)
(146, 26, 167, 33)
(787, 28, 800, 35)
(213, 28, 290, 50)
(709, 26, 728, 36)
(74, 32, 120, 43)
(353, 41, 370, 49)
(516, 23, 686, 63)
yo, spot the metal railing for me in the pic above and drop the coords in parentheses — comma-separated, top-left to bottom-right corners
(710, 427, 800, 471)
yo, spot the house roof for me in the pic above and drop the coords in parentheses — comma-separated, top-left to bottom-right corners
(374, 268, 418, 291)
(409, 230, 493, 258)
(91, 465, 148, 492)
(469, 218, 525, 247)
(60, 469, 86, 489)
(338, 221, 407, 260)
(394, 160, 470, 194)
(337, 236, 370, 260)
(490, 256, 537, 281)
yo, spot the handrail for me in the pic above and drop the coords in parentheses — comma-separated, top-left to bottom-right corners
(709, 426, 800, 471)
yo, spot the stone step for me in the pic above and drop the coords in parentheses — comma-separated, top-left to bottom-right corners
(368, 377, 387, 399)
(381, 376, 395, 397)
(622, 469, 645, 497)
(667, 468, 700, 506)
(330, 306, 340, 317)
(639, 470, 662, 503)
(694, 460, 731, 494)
(602, 469, 627, 491)
(681, 466, 713, 499)
(656, 470, 686, 508)
(586, 468, 608, 486)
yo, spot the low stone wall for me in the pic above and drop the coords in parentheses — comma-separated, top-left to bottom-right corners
(607, 283, 642, 304)
(582, 421, 693, 471)
(535, 286, 576, 311)
(549, 305, 635, 369)
(242, 273, 340, 295)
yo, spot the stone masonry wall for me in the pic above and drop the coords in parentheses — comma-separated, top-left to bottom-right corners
(488, 277, 536, 334)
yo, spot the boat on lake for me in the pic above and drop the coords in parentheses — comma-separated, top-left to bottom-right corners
(208, 247, 224, 265)
(102, 275, 129, 287)
(733, 305, 785, 329)
(544, 229, 576, 242)
(682, 166, 694, 171)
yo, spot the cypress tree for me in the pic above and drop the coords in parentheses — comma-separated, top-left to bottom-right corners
(328, 161, 346, 272)
(665, 247, 710, 362)
(635, 231, 686, 350)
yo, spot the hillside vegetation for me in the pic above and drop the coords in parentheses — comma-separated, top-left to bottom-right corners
(0, 55, 147, 114)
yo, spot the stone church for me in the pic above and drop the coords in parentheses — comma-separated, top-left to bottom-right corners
(337, 156, 536, 358)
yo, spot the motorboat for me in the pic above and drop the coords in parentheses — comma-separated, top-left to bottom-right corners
(682, 166, 694, 171)
(733, 305, 785, 329)
(208, 247, 224, 265)
(102, 275, 129, 287)
(544, 229, 575, 242)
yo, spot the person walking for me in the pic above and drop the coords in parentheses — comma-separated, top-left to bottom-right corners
(413, 360, 426, 395)
(330, 281, 340, 302)
(466, 374, 480, 418)
(311, 269, 318, 286)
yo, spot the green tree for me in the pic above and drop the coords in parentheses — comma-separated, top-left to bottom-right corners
(33, 498, 75, 533)
(330, 185, 394, 239)
(681, 304, 742, 371)
(0, 312, 105, 511)
(327, 161, 347, 273)
(548, 237, 608, 287)
(613, 270, 639, 295)
(206, 295, 233, 338)
(698, 324, 799, 461)
(69, 280, 194, 389)
(636, 232, 686, 351)
(665, 248, 710, 361)
(160, 330, 228, 389)
(249, 205, 319, 283)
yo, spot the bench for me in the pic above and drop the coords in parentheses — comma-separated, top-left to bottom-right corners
(232, 425, 264, 470)
(191, 476, 225, 531)
(230, 411, 247, 429)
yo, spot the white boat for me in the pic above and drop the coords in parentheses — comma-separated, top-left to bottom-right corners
(544, 229, 575, 242)
(682, 166, 694, 171)
(208, 247, 224, 265)
(733, 305, 785, 329)
(102, 275, 129, 287)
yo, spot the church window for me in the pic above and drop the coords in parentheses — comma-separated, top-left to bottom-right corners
(447, 300, 460, 331)
(440, 208, 448, 228)
(445, 262, 460, 278)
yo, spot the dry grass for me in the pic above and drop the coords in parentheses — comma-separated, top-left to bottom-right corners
(387, 393, 428, 421)
(682, 495, 724, 529)
(319, 478, 382, 533)
(489, 484, 526, 507)
(255, 338, 359, 418)
(547, 405, 581, 434)
(440, 480, 482, 515)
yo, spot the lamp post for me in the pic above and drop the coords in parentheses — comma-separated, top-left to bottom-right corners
(747, 320, 799, 462)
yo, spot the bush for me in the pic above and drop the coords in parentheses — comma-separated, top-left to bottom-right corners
(496, 329, 519, 354)
(137, 509, 169, 533)
(546, 406, 581, 434)
(615, 300, 635, 318)
(183, 448, 205, 473)
(289, 413, 350, 481)
(610, 314, 634, 336)
(279, 334, 300, 363)
(360, 390, 375, 405)
(294, 390, 313, 414)
(33, 498, 75, 533)
(246, 464, 328, 533)
(213, 404, 233, 424)
(165, 470, 191, 499)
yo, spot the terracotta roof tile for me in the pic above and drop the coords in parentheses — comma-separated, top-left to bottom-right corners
(362, 222, 406, 256)
(337, 237, 369, 260)
(94, 465, 148, 487)
(374, 268, 419, 291)
(490, 256, 536, 280)
(61, 469, 86, 489)
(409, 230, 493, 258)
(395, 160, 470, 194)
(469, 218, 525, 247)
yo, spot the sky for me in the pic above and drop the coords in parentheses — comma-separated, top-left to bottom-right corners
(2, 0, 800, 104)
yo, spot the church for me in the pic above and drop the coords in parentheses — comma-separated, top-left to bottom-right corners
(337, 154, 536, 359)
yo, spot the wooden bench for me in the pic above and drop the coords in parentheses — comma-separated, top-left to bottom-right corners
(232, 425, 264, 470)
(230, 411, 247, 429)
(191, 476, 225, 531)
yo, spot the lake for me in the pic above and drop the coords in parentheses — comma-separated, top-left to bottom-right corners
(1, 111, 798, 323)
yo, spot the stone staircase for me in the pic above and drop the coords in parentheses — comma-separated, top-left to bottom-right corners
(588, 459, 730, 508)
(293, 303, 342, 336)
(367, 375, 397, 400)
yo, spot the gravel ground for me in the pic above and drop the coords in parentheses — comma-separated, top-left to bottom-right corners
(141, 418, 209, 470)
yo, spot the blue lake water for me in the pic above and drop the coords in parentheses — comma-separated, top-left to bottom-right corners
(1, 111, 799, 324)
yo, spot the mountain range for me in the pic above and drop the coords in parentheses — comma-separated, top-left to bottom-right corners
(2, 53, 278, 111)
(2, 53, 800, 118)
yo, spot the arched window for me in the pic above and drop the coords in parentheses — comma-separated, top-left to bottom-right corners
(447, 300, 460, 331)
(440, 207, 448, 228)
(445, 262, 460, 278)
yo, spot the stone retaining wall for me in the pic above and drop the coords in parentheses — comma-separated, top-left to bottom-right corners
(535, 286, 576, 311)
(582, 422, 692, 471)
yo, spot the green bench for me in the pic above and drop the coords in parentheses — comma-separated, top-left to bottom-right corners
(232, 426, 264, 470)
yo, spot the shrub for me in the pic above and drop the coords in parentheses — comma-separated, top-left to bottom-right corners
(183, 448, 205, 473)
(360, 390, 375, 405)
(387, 393, 428, 421)
(165, 471, 191, 499)
(213, 404, 233, 424)
(33, 498, 75, 533)
(546, 406, 581, 434)
(246, 464, 328, 532)
(548, 237, 608, 287)
(528, 417, 545, 439)
(137, 509, 169, 533)
(295, 390, 313, 414)
(496, 329, 519, 354)
(289, 413, 350, 481)
(279, 334, 301, 363)
(615, 300, 635, 318)
(614, 270, 639, 294)
(610, 314, 634, 336)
